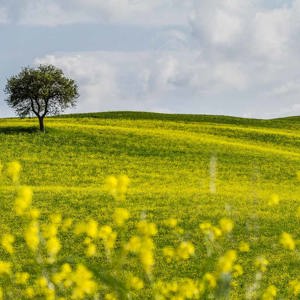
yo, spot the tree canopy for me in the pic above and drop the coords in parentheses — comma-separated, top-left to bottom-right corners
(5, 64, 79, 131)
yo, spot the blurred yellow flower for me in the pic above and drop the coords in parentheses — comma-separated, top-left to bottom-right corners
(128, 276, 144, 290)
(217, 250, 237, 273)
(268, 194, 280, 206)
(280, 232, 296, 251)
(176, 241, 195, 260)
(24, 221, 40, 252)
(239, 241, 250, 252)
(1, 234, 15, 254)
(15, 186, 33, 216)
(203, 273, 216, 288)
(219, 218, 234, 234)
(46, 237, 61, 256)
(113, 208, 130, 227)
(289, 279, 300, 296)
(7, 161, 21, 183)
(0, 261, 11, 275)
(15, 272, 30, 285)
(136, 220, 157, 236)
(163, 218, 178, 228)
(255, 256, 269, 273)
(262, 285, 277, 300)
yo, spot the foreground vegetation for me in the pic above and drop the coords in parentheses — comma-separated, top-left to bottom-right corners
(0, 112, 299, 299)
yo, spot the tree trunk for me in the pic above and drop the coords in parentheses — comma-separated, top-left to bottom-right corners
(38, 116, 45, 132)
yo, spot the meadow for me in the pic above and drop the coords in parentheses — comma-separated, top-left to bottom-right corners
(0, 111, 299, 299)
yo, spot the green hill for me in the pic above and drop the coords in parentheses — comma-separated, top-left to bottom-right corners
(0, 111, 299, 299)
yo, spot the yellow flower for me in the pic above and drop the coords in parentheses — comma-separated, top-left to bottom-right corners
(125, 236, 142, 253)
(140, 249, 154, 274)
(163, 246, 175, 262)
(86, 219, 98, 238)
(0, 261, 11, 275)
(15, 272, 30, 285)
(0, 161, 3, 176)
(233, 264, 243, 278)
(255, 256, 269, 273)
(176, 241, 195, 260)
(28, 208, 40, 219)
(25, 287, 35, 298)
(24, 221, 40, 252)
(71, 264, 97, 299)
(199, 222, 212, 235)
(203, 273, 216, 288)
(280, 232, 296, 251)
(128, 276, 144, 290)
(289, 280, 300, 296)
(0, 287, 3, 300)
(104, 293, 117, 300)
(36, 276, 48, 288)
(136, 220, 157, 236)
(43, 224, 58, 239)
(268, 194, 280, 206)
(262, 285, 277, 300)
(239, 241, 250, 252)
(46, 236, 61, 256)
(1, 234, 15, 254)
(7, 161, 21, 183)
(50, 214, 62, 225)
(296, 171, 300, 181)
(163, 218, 178, 228)
(106, 175, 130, 200)
(219, 218, 234, 234)
(98, 225, 112, 239)
(117, 175, 130, 194)
(86, 244, 97, 257)
(15, 186, 33, 216)
(212, 226, 222, 238)
(217, 250, 237, 273)
(113, 208, 130, 227)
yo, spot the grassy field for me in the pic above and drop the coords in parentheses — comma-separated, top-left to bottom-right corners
(0, 111, 299, 299)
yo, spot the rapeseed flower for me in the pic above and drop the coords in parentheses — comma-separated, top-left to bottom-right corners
(136, 220, 157, 236)
(7, 161, 21, 182)
(203, 273, 217, 288)
(113, 208, 130, 227)
(163, 218, 178, 228)
(280, 232, 296, 251)
(15, 272, 30, 285)
(15, 186, 33, 216)
(289, 280, 300, 296)
(217, 250, 237, 273)
(1, 234, 15, 254)
(176, 241, 195, 260)
(128, 275, 144, 290)
(24, 221, 40, 252)
(0, 261, 11, 275)
(239, 241, 250, 252)
(268, 194, 280, 206)
(255, 256, 269, 273)
(219, 218, 234, 234)
(262, 285, 277, 300)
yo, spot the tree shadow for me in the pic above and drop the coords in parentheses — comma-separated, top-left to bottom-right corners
(0, 126, 39, 134)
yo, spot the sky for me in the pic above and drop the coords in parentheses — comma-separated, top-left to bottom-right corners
(0, 0, 299, 118)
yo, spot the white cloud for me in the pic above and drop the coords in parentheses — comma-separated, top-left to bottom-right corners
(0, 0, 192, 26)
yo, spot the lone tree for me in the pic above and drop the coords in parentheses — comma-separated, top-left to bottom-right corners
(5, 64, 79, 132)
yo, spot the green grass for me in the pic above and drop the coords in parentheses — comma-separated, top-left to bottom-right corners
(0, 111, 299, 298)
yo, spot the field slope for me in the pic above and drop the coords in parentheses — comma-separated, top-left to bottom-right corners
(0, 111, 299, 298)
